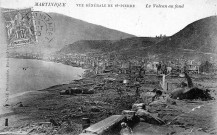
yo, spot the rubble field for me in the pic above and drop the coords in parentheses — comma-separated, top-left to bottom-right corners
(1, 73, 217, 135)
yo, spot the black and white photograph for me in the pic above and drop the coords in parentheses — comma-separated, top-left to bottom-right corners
(0, 0, 217, 134)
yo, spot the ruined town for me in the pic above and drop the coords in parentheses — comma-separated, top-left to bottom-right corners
(1, 3, 217, 135)
(2, 37, 217, 134)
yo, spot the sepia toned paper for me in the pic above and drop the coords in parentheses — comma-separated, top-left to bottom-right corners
(0, 0, 217, 134)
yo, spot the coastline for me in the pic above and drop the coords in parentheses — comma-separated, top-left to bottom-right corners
(8, 58, 85, 95)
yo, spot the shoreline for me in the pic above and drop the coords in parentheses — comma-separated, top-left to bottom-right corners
(8, 56, 85, 69)
(7, 58, 85, 95)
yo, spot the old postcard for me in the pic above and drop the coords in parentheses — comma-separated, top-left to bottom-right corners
(0, 0, 217, 134)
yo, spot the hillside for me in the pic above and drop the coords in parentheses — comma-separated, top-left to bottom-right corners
(58, 37, 163, 55)
(59, 16, 217, 61)
(49, 13, 135, 50)
(58, 40, 114, 54)
(75, 16, 216, 61)
(167, 16, 217, 53)
(148, 16, 217, 61)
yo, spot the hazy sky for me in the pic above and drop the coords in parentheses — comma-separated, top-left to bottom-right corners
(1, 0, 217, 37)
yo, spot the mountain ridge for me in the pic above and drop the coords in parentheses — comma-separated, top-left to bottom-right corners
(59, 15, 217, 62)
(58, 37, 163, 54)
